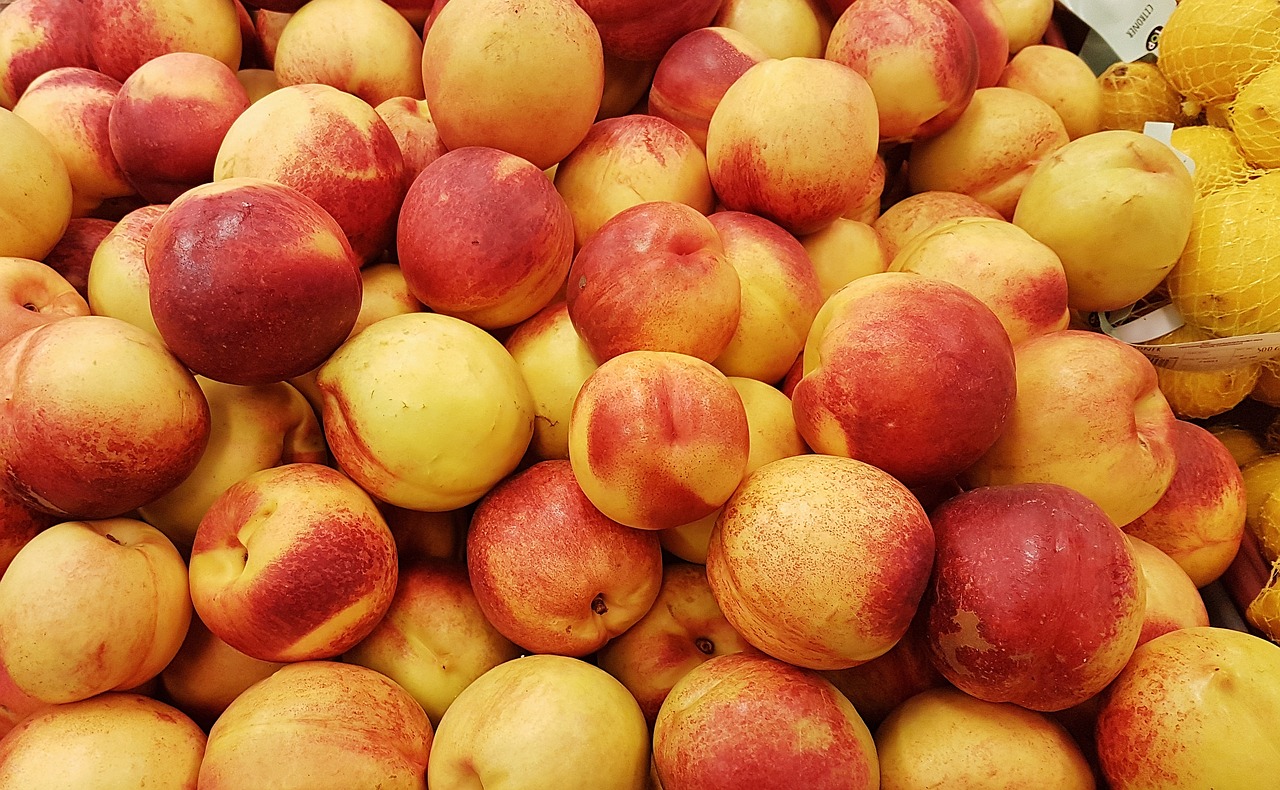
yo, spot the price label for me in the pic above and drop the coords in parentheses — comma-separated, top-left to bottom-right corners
(1058, 0, 1176, 62)
(1094, 302, 1280, 371)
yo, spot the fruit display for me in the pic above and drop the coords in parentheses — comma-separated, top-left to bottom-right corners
(6, 0, 1280, 787)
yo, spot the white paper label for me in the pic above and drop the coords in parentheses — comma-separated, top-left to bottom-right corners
(1058, 0, 1176, 62)
(1143, 121, 1196, 176)
(1095, 303, 1280, 371)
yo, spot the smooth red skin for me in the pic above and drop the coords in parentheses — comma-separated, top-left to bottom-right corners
(0, 0, 95, 107)
(396, 146, 573, 321)
(576, 0, 723, 61)
(654, 653, 877, 790)
(0, 486, 56, 576)
(42, 217, 114, 298)
(0, 317, 211, 519)
(949, 0, 1010, 88)
(566, 201, 738, 363)
(192, 464, 399, 661)
(648, 27, 765, 148)
(792, 277, 1015, 487)
(823, 612, 946, 730)
(145, 182, 363, 386)
(924, 483, 1145, 712)
(1124, 420, 1247, 583)
(109, 54, 251, 203)
(826, 0, 980, 142)
(466, 460, 663, 655)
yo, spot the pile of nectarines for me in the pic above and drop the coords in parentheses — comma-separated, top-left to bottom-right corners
(2, 0, 1280, 787)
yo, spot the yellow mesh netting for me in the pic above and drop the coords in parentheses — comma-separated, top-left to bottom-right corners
(1158, 0, 1280, 106)
(1151, 325, 1261, 418)
(1232, 63, 1280, 168)
(1098, 61, 1195, 131)
(1170, 125, 1261, 196)
(1167, 171, 1280, 337)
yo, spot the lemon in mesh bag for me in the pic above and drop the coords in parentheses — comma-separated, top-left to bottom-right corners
(1231, 62, 1280, 168)
(1098, 61, 1195, 132)
(1170, 125, 1260, 196)
(1253, 358, 1280, 406)
(1158, 0, 1280, 107)
(1150, 325, 1261, 418)
(1167, 171, 1280, 336)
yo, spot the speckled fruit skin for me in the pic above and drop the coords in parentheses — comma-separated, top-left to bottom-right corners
(653, 653, 879, 790)
(924, 483, 1146, 712)
(707, 454, 935, 670)
(199, 661, 432, 790)
(568, 350, 750, 531)
(792, 272, 1016, 487)
(144, 177, 363, 387)
(1095, 627, 1280, 790)
(0, 0, 96, 110)
(466, 460, 663, 657)
(188, 463, 398, 663)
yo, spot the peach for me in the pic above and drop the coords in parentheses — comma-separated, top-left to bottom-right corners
(554, 114, 715, 248)
(397, 146, 573, 328)
(504, 301, 599, 461)
(0, 108, 72, 259)
(145, 178, 363, 385)
(708, 211, 823, 383)
(0, 659, 50, 739)
(577, 0, 721, 61)
(951, 0, 1010, 88)
(107, 52, 250, 203)
(826, 0, 979, 143)
(422, 0, 603, 170)
(274, 0, 424, 107)
(653, 653, 879, 790)
(0, 694, 205, 789)
(383, 505, 466, 563)
(0, 518, 191, 703)
(646, 26, 770, 150)
(998, 45, 1103, 139)
(908, 86, 1070, 218)
(712, 0, 834, 60)
(1126, 535, 1210, 647)
(1012, 129, 1196, 312)
(467, 460, 662, 656)
(200, 661, 432, 789)
(188, 463, 398, 663)
(1124, 421, 1248, 588)
(798, 218, 889, 300)
(0, 315, 209, 519)
(842, 153, 887, 223)
(1095, 627, 1280, 789)
(962, 330, 1179, 528)
(888, 216, 1071, 345)
(0, 484, 55, 577)
(13, 67, 132, 217)
(429, 654, 649, 789)
(84, 203, 165, 337)
(137, 376, 326, 550)
(597, 54, 657, 120)
(236, 67, 279, 104)
(707, 57, 879, 234)
(875, 687, 1096, 789)
(991, 0, 1053, 53)
(597, 562, 759, 722)
(568, 350, 749, 530)
(793, 272, 1016, 487)
(344, 557, 522, 724)
(821, 614, 946, 730)
(0, 0, 94, 110)
(873, 189, 1003, 260)
(565, 201, 740, 362)
(661, 376, 809, 563)
(374, 96, 448, 183)
(84, 0, 241, 82)
(707, 454, 933, 670)
(925, 483, 1146, 711)
(0, 257, 88, 348)
(317, 311, 534, 511)
(214, 82, 407, 262)
(40, 216, 112, 297)
(159, 615, 286, 729)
